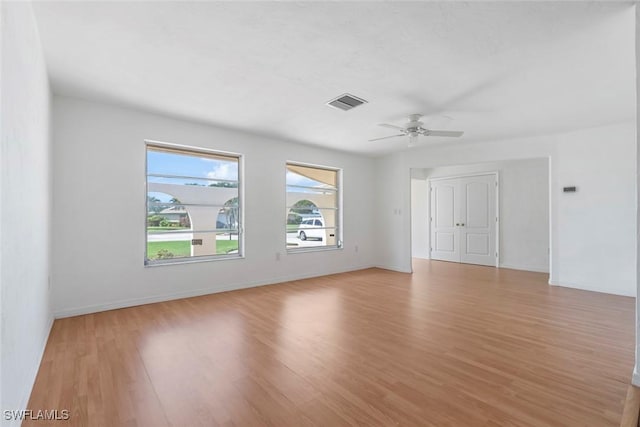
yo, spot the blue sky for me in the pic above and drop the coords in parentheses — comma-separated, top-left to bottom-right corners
(147, 150, 326, 202)
(147, 150, 238, 181)
(147, 150, 239, 202)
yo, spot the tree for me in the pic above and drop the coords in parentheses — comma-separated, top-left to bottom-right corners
(209, 182, 238, 188)
(169, 197, 184, 210)
(291, 199, 316, 215)
(222, 197, 239, 239)
(287, 200, 317, 224)
(147, 215, 165, 226)
(147, 195, 163, 214)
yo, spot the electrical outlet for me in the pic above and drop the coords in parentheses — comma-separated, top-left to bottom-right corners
(275, 252, 281, 261)
(355, 245, 359, 253)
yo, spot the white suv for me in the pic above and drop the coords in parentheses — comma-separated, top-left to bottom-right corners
(298, 218, 325, 241)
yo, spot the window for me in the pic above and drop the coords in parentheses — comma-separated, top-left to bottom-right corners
(145, 142, 242, 265)
(286, 162, 341, 251)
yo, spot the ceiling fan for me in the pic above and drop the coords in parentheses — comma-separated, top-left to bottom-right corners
(369, 114, 464, 146)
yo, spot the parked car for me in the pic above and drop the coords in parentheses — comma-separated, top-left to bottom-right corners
(298, 218, 325, 241)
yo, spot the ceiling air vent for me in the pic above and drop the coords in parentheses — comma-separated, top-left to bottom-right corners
(326, 93, 367, 111)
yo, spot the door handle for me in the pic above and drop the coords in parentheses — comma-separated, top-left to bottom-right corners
(461, 223, 465, 226)
(456, 223, 460, 226)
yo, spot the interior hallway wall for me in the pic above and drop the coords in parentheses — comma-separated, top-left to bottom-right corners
(0, 2, 53, 424)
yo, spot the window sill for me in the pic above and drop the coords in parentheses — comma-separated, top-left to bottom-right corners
(145, 254, 244, 267)
(286, 246, 343, 254)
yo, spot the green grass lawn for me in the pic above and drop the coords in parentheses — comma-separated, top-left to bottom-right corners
(216, 239, 239, 254)
(147, 240, 191, 258)
(147, 226, 189, 233)
(147, 239, 239, 260)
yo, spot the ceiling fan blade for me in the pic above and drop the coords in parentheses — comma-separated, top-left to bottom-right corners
(368, 134, 406, 142)
(378, 123, 406, 131)
(425, 130, 464, 137)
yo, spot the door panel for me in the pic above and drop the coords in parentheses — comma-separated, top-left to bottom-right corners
(435, 232, 456, 252)
(434, 185, 455, 228)
(465, 182, 489, 228)
(466, 233, 489, 255)
(459, 175, 496, 266)
(430, 182, 459, 262)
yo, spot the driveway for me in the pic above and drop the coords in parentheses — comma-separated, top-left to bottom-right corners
(286, 231, 324, 248)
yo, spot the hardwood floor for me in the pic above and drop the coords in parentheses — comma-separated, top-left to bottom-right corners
(26, 260, 634, 426)
(619, 385, 640, 427)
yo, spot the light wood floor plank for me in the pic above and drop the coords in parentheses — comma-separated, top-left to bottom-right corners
(25, 260, 634, 426)
(619, 385, 640, 427)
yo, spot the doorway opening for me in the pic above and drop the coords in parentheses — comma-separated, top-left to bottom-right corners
(410, 158, 550, 273)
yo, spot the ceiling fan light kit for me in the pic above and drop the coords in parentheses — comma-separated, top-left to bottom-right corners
(369, 113, 464, 146)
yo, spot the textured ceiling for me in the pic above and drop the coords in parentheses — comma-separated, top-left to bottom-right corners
(32, 1, 636, 155)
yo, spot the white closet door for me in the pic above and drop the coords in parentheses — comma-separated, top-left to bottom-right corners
(459, 174, 497, 266)
(429, 180, 460, 262)
(429, 174, 497, 267)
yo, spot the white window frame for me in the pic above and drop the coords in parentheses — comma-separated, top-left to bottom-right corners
(286, 161, 343, 253)
(144, 140, 244, 266)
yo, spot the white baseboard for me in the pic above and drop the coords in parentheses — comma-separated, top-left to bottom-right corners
(54, 264, 376, 318)
(549, 280, 635, 297)
(633, 369, 640, 387)
(499, 263, 549, 273)
(375, 264, 412, 274)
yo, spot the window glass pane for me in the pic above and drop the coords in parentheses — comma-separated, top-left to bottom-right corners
(287, 164, 337, 188)
(148, 175, 238, 188)
(286, 163, 341, 250)
(148, 149, 238, 180)
(146, 144, 241, 264)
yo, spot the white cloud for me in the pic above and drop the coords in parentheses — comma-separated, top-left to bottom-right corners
(207, 162, 238, 181)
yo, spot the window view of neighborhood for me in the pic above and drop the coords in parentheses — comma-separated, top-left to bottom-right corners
(286, 163, 340, 250)
(146, 144, 241, 264)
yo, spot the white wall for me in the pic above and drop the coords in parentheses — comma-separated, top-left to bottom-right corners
(1, 2, 53, 425)
(553, 126, 636, 295)
(51, 96, 376, 317)
(376, 121, 636, 296)
(410, 178, 430, 259)
(411, 159, 550, 273)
